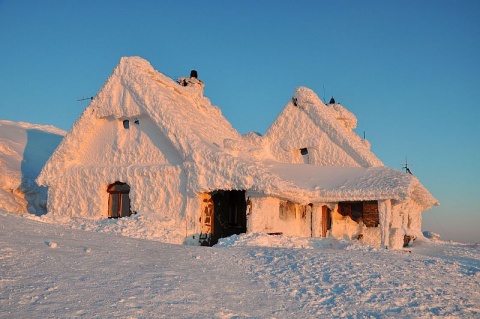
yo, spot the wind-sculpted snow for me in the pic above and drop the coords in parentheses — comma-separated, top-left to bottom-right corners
(1, 212, 478, 318)
(0, 120, 65, 214)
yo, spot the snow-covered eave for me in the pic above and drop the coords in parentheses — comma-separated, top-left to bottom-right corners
(250, 163, 438, 209)
(185, 149, 271, 194)
(182, 146, 439, 210)
(255, 184, 411, 206)
(251, 183, 437, 210)
(0, 119, 67, 136)
(409, 178, 439, 210)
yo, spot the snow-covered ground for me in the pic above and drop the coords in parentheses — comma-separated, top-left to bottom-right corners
(1, 210, 478, 318)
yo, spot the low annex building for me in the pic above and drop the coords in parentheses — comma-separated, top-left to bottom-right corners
(37, 57, 438, 248)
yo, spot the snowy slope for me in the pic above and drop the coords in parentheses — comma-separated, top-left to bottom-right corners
(0, 120, 65, 214)
(1, 210, 478, 318)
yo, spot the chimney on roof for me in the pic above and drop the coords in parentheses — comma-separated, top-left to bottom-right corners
(177, 70, 204, 95)
(329, 96, 336, 104)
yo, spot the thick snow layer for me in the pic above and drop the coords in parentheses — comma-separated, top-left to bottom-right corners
(37, 57, 437, 220)
(38, 56, 243, 178)
(265, 86, 383, 168)
(260, 161, 438, 208)
(0, 120, 65, 214)
(1, 211, 478, 318)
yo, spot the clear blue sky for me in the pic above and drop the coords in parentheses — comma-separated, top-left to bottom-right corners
(1, 1, 479, 243)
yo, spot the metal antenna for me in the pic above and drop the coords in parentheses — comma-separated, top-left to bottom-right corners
(401, 157, 413, 174)
(77, 96, 94, 102)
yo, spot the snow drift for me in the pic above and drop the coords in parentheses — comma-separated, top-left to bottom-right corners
(0, 120, 65, 214)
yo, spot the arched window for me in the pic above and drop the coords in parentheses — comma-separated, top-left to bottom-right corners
(107, 182, 131, 218)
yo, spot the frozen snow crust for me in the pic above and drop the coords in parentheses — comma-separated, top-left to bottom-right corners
(0, 120, 65, 214)
(1, 211, 478, 318)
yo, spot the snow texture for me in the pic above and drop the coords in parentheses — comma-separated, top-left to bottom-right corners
(0, 120, 65, 214)
(35, 56, 437, 215)
(1, 211, 478, 318)
(0, 56, 433, 250)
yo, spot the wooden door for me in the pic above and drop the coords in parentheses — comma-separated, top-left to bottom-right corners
(199, 194, 214, 246)
(107, 182, 131, 218)
(322, 205, 331, 237)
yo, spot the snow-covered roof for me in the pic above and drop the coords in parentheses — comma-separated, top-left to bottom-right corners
(265, 87, 383, 167)
(262, 162, 438, 209)
(37, 56, 438, 210)
(37, 57, 247, 184)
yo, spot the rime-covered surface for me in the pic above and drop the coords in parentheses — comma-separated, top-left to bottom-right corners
(265, 86, 383, 167)
(20, 56, 438, 247)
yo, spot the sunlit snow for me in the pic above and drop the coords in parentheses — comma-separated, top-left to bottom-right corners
(1, 58, 477, 318)
(1, 211, 478, 318)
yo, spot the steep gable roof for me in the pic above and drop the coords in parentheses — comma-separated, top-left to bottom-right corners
(37, 57, 251, 185)
(265, 87, 383, 168)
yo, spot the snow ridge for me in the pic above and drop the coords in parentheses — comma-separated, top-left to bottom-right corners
(0, 120, 65, 214)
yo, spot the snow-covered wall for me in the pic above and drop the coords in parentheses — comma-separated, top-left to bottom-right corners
(246, 194, 348, 239)
(247, 195, 315, 236)
(76, 116, 183, 166)
(45, 165, 185, 219)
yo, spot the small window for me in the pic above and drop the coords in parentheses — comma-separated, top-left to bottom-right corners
(134, 118, 139, 125)
(123, 120, 130, 129)
(279, 200, 296, 220)
(300, 148, 308, 155)
(338, 202, 365, 223)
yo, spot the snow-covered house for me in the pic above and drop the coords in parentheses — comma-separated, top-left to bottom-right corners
(37, 56, 438, 248)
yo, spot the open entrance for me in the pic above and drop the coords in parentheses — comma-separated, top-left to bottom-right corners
(199, 190, 247, 246)
(107, 182, 131, 218)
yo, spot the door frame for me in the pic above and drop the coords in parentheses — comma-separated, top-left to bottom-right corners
(107, 182, 131, 218)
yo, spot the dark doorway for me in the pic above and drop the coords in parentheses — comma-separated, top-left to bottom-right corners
(210, 190, 247, 245)
(107, 182, 131, 218)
